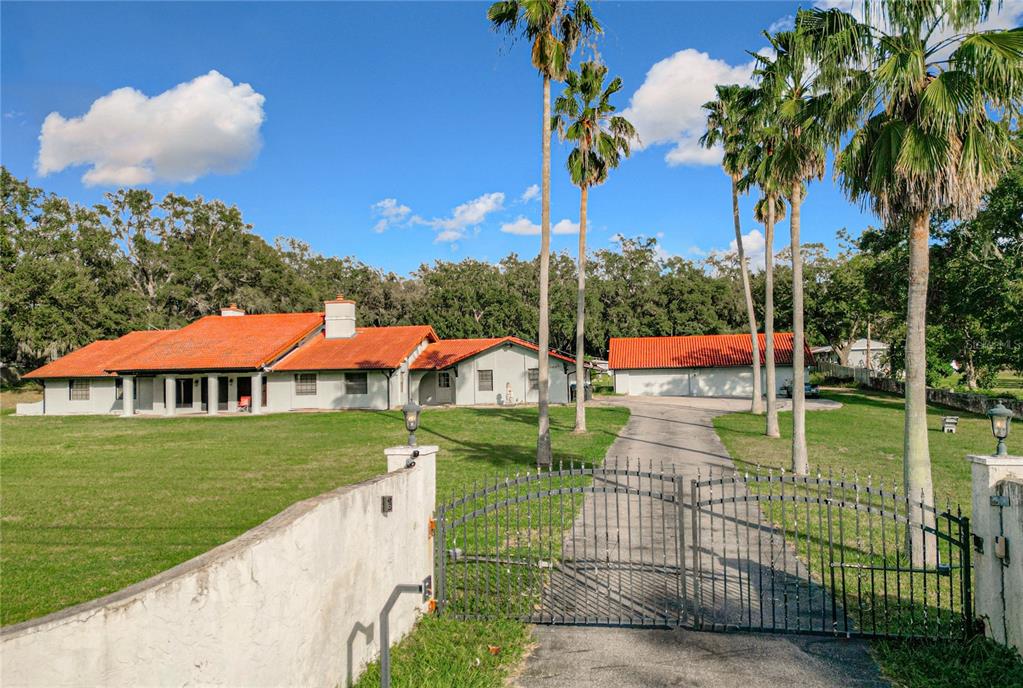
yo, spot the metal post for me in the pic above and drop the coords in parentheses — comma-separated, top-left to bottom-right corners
(380, 580, 430, 688)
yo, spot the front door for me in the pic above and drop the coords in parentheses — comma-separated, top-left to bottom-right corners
(436, 371, 454, 404)
(175, 378, 193, 407)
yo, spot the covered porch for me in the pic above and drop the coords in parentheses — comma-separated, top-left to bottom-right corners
(120, 372, 269, 417)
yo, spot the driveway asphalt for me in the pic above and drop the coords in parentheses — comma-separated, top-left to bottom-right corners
(515, 395, 888, 688)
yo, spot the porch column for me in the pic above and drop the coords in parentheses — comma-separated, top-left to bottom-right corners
(227, 376, 238, 412)
(251, 373, 263, 414)
(164, 376, 176, 416)
(121, 376, 135, 417)
(208, 374, 219, 415)
(191, 378, 202, 413)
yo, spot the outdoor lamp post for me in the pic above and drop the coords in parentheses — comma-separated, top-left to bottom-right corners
(402, 399, 422, 447)
(986, 402, 1013, 456)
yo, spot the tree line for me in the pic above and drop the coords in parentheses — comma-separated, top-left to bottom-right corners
(4, 161, 1019, 387)
(0, 167, 746, 376)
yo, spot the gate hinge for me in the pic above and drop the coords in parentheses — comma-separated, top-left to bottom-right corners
(421, 575, 433, 602)
(973, 534, 984, 554)
(428, 518, 436, 539)
(990, 495, 1010, 508)
(994, 536, 1009, 564)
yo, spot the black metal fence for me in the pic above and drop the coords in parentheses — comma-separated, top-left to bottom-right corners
(434, 460, 974, 640)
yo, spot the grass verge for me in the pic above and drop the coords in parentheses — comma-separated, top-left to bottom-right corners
(352, 616, 531, 688)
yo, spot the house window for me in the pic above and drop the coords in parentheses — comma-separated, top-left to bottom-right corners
(295, 373, 317, 396)
(528, 368, 539, 390)
(345, 372, 368, 395)
(438, 371, 452, 389)
(115, 378, 123, 400)
(69, 379, 90, 401)
(478, 369, 493, 392)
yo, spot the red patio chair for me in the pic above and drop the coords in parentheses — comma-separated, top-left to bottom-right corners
(238, 395, 251, 412)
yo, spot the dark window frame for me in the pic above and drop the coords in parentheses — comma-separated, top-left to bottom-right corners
(438, 371, 452, 389)
(345, 372, 369, 395)
(528, 368, 540, 390)
(69, 379, 90, 401)
(295, 373, 317, 396)
(478, 369, 494, 392)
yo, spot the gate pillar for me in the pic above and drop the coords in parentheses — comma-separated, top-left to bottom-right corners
(967, 453, 1023, 651)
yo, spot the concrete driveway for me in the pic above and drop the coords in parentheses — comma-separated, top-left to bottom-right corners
(515, 395, 887, 688)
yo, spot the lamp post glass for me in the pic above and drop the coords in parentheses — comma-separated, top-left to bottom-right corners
(402, 400, 422, 447)
(986, 402, 1013, 456)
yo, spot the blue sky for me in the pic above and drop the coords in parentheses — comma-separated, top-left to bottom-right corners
(1, 1, 883, 275)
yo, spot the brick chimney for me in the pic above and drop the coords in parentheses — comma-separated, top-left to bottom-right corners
(324, 295, 356, 339)
(221, 303, 245, 317)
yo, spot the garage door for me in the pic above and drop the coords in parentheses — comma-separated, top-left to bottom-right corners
(627, 370, 691, 396)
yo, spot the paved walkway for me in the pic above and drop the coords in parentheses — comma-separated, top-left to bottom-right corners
(515, 396, 887, 688)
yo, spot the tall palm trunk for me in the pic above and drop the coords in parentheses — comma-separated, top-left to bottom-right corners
(790, 183, 808, 475)
(764, 194, 780, 438)
(573, 184, 588, 433)
(537, 76, 553, 468)
(905, 210, 937, 565)
(733, 176, 762, 415)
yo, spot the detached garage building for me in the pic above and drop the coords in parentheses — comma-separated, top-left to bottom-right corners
(609, 333, 812, 398)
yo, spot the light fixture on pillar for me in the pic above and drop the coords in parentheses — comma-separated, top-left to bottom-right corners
(402, 399, 422, 447)
(986, 402, 1013, 456)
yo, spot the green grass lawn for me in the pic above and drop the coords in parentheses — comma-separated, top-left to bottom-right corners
(714, 388, 1022, 687)
(0, 404, 628, 629)
(713, 388, 998, 513)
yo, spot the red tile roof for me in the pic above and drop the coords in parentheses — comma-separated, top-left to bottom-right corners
(273, 326, 438, 371)
(411, 336, 575, 370)
(106, 313, 324, 372)
(23, 330, 175, 379)
(608, 333, 813, 370)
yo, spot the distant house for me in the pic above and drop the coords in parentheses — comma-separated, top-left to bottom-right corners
(811, 338, 889, 372)
(608, 333, 812, 398)
(21, 297, 575, 416)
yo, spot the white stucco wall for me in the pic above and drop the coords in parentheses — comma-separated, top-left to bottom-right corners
(420, 344, 572, 406)
(0, 447, 438, 688)
(267, 371, 391, 412)
(613, 366, 799, 398)
(41, 378, 119, 415)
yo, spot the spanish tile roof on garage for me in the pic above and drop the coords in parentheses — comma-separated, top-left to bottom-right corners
(608, 333, 812, 370)
(274, 326, 439, 371)
(23, 330, 176, 379)
(106, 312, 325, 372)
(411, 336, 575, 370)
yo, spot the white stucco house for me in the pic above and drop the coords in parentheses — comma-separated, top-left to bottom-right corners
(411, 337, 575, 406)
(21, 297, 577, 416)
(609, 332, 812, 398)
(811, 338, 889, 372)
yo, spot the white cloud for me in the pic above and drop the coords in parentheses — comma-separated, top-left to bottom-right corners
(37, 71, 265, 186)
(371, 198, 412, 233)
(704, 229, 768, 272)
(622, 49, 756, 167)
(553, 219, 579, 234)
(500, 216, 579, 236)
(520, 183, 540, 202)
(414, 192, 505, 242)
(768, 15, 795, 33)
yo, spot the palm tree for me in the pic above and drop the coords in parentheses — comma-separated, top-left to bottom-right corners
(701, 84, 764, 416)
(753, 192, 787, 437)
(751, 29, 829, 475)
(798, 1, 1023, 564)
(553, 61, 638, 433)
(487, 0, 601, 466)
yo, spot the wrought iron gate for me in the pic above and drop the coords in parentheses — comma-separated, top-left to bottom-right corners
(434, 461, 974, 640)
